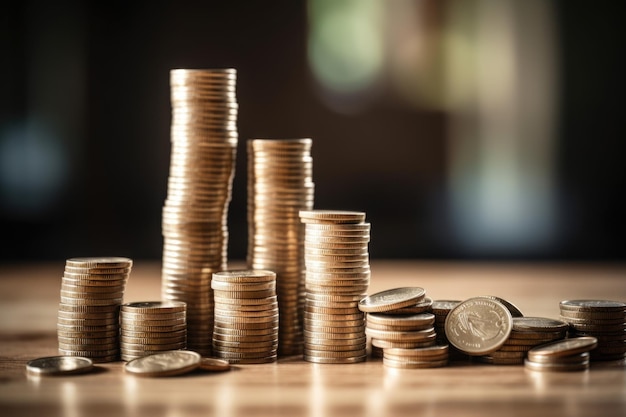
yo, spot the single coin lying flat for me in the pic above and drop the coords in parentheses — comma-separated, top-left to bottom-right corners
(26, 356, 94, 376)
(125, 350, 201, 377)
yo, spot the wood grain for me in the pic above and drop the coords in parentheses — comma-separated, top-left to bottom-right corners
(1, 260, 625, 416)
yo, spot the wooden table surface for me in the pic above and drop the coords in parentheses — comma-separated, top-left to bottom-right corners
(1, 260, 625, 416)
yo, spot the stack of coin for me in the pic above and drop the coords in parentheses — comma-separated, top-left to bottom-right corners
(477, 317, 568, 365)
(559, 299, 626, 361)
(445, 296, 513, 357)
(247, 138, 314, 356)
(212, 270, 279, 363)
(120, 301, 187, 362)
(57, 257, 132, 363)
(525, 336, 598, 372)
(161, 68, 238, 356)
(359, 288, 437, 358)
(382, 345, 449, 369)
(300, 210, 370, 364)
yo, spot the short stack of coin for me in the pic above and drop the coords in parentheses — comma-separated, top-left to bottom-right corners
(300, 210, 370, 364)
(161, 68, 239, 356)
(559, 299, 626, 362)
(477, 317, 568, 365)
(212, 270, 279, 364)
(247, 138, 314, 356)
(120, 301, 187, 362)
(368, 295, 435, 358)
(525, 336, 598, 372)
(360, 288, 442, 365)
(57, 257, 132, 363)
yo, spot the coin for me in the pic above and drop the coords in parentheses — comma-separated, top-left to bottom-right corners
(512, 317, 569, 332)
(65, 257, 133, 269)
(559, 300, 626, 312)
(124, 350, 201, 377)
(527, 337, 598, 359)
(445, 297, 513, 356)
(382, 357, 448, 369)
(26, 356, 94, 376)
(358, 288, 425, 313)
(299, 210, 365, 224)
(480, 295, 524, 318)
(199, 357, 231, 372)
(524, 359, 589, 372)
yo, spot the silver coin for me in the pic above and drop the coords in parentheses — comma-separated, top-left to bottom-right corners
(26, 356, 94, 376)
(445, 297, 513, 355)
(124, 350, 201, 377)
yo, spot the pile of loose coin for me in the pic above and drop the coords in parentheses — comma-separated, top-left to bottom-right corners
(161, 68, 239, 355)
(247, 138, 314, 356)
(120, 301, 187, 362)
(57, 257, 132, 363)
(212, 270, 279, 363)
(559, 300, 626, 362)
(300, 210, 371, 364)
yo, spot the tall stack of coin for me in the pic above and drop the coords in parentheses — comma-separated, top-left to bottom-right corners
(120, 301, 187, 361)
(476, 317, 567, 365)
(247, 139, 313, 356)
(57, 257, 132, 363)
(525, 336, 598, 372)
(559, 299, 626, 361)
(212, 270, 279, 363)
(300, 210, 370, 364)
(161, 69, 238, 356)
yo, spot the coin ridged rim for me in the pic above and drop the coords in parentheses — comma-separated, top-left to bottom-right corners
(370, 338, 436, 349)
(121, 301, 186, 313)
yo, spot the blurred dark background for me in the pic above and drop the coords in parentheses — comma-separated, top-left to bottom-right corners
(1, 0, 624, 263)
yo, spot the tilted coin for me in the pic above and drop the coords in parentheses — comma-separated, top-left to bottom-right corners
(358, 288, 426, 313)
(199, 357, 231, 372)
(26, 356, 94, 376)
(124, 350, 201, 377)
(526, 336, 598, 359)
